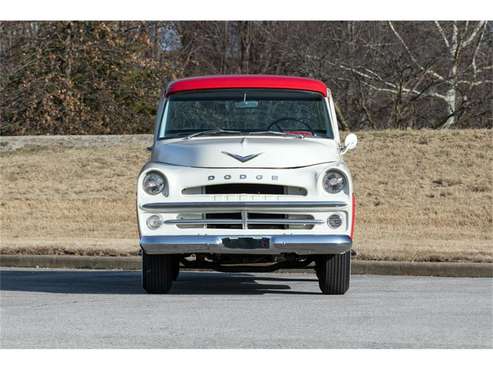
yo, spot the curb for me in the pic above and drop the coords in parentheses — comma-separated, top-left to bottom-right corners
(1, 255, 492, 277)
(0, 255, 140, 270)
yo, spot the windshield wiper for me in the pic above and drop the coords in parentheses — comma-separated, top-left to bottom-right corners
(185, 129, 242, 139)
(247, 131, 304, 139)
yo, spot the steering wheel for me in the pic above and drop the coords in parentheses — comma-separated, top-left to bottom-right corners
(266, 117, 314, 133)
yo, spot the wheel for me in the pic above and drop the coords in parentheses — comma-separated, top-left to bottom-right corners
(316, 252, 351, 295)
(142, 253, 176, 294)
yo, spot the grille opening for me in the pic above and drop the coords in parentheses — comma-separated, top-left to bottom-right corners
(247, 213, 286, 229)
(200, 213, 313, 230)
(182, 183, 307, 195)
(205, 212, 288, 230)
(174, 213, 316, 230)
(206, 213, 242, 229)
(206, 183, 284, 195)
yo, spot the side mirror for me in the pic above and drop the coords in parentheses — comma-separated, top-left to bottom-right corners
(341, 133, 357, 154)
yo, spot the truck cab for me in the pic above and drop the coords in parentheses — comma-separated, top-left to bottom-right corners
(137, 75, 357, 294)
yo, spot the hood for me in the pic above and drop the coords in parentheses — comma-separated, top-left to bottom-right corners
(152, 136, 339, 168)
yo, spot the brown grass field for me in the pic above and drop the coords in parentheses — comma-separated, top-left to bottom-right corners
(1, 130, 492, 262)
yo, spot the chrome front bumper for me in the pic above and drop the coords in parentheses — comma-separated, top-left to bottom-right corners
(140, 234, 352, 255)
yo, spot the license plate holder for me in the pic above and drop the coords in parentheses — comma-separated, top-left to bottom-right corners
(222, 237, 270, 249)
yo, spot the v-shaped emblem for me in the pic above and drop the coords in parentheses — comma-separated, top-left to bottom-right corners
(222, 151, 262, 163)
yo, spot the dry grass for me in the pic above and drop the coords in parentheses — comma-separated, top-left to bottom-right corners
(1, 130, 492, 262)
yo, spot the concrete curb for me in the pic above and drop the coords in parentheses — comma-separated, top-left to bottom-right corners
(0, 255, 140, 270)
(1, 255, 492, 277)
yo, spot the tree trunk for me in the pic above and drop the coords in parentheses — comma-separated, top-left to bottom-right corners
(441, 87, 457, 129)
(334, 100, 350, 131)
(441, 52, 459, 129)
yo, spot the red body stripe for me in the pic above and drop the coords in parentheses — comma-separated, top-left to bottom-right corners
(350, 194, 356, 240)
(165, 75, 328, 96)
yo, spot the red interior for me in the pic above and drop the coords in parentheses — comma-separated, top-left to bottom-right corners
(285, 131, 314, 137)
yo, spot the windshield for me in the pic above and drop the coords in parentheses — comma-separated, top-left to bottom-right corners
(159, 89, 333, 139)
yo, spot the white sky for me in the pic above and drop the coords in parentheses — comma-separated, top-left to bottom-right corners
(2, 0, 492, 20)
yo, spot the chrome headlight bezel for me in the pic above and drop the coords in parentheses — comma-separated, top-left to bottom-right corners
(142, 171, 167, 195)
(322, 169, 347, 194)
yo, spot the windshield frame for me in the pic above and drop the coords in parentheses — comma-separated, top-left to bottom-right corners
(157, 89, 334, 140)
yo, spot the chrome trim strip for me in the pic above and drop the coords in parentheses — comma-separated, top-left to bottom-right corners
(140, 234, 351, 255)
(141, 201, 347, 213)
(248, 219, 323, 225)
(241, 210, 248, 230)
(152, 160, 336, 170)
(166, 219, 242, 225)
(164, 218, 324, 225)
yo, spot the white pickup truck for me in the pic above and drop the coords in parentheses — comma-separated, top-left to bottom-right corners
(137, 75, 357, 294)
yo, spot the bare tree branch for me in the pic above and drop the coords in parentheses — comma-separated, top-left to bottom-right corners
(470, 23, 487, 77)
(388, 21, 445, 81)
(336, 62, 447, 100)
(434, 21, 450, 48)
(462, 21, 486, 47)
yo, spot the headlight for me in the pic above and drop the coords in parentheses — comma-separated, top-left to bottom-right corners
(322, 170, 346, 193)
(143, 171, 166, 195)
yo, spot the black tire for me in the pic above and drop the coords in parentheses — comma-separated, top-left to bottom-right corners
(316, 252, 351, 295)
(142, 253, 176, 294)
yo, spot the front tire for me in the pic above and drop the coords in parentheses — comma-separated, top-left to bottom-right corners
(316, 252, 351, 295)
(142, 253, 176, 294)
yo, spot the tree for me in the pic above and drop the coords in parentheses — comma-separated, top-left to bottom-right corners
(0, 21, 177, 135)
(335, 21, 492, 129)
(1, 21, 491, 135)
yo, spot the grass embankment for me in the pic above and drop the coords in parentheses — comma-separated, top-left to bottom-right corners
(0, 130, 491, 262)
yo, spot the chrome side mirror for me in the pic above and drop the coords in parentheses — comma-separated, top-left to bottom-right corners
(341, 133, 357, 154)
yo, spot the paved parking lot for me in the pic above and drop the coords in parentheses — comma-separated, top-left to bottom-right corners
(1, 268, 492, 348)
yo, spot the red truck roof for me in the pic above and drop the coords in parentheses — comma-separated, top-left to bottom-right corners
(165, 75, 328, 96)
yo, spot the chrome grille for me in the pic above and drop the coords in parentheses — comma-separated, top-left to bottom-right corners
(168, 212, 322, 230)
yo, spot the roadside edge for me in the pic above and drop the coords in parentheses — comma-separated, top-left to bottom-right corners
(1, 255, 491, 277)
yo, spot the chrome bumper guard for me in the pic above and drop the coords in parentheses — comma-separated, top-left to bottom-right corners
(140, 234, 352, 255)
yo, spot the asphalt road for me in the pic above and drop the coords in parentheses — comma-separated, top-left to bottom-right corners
(1, 268, 492, 348)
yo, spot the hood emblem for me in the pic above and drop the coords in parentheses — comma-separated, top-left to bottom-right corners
(222, 151, 262, 163)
